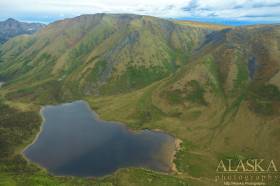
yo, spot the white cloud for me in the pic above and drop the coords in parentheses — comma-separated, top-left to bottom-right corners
(0, 0, 279, 22)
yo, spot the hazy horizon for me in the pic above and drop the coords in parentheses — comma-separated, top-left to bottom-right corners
(1, 0, 280, 26)
(1, 14, 280, 26)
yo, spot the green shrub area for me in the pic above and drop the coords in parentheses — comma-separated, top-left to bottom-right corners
(6, 80, 63, 104)
(186, 80, 208, 105)
(165, 80, 207, 106)
(0, 101, 40, 158)
(233, 61, 248, 94)
(105, 168, 192, 186)
(134, 86, 165, 126)
(89, 60, 107, 82)
(203, 57, 224, 97)
(101, 66, 170, 94)
(248, 84, 280, 115)
(0, 51, 55, 82)
(174, 141, 215, 178)
(164, 89, 182, 104)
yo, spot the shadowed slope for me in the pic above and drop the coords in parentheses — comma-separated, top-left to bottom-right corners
(0, 14, 211, 101)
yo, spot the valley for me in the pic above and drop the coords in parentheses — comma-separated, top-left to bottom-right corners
(0, 14, 279, 186)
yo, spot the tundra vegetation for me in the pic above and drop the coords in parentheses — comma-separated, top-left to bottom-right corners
(0, 14, 280, 186)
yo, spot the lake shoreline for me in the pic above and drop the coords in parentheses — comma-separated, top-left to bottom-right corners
(21, 100, 181, 177)
(171, 138, 182, 173)
(21, 107, 46, 163)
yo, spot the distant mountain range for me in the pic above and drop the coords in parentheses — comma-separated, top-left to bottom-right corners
(0, 14, 279, 185)
(0, 18, 45, 44)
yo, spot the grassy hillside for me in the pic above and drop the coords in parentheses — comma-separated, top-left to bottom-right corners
(87, 23, 280, 185)
(0, 14, 280, 186)
(0, 14, 211, 100)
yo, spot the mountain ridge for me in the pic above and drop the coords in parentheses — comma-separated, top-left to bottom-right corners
(0, 18, 45, 44)
(0, 13, 280, 185)
(0, 14, 213, 98)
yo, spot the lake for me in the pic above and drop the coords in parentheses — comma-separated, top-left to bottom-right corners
(23, 100, 176, 177)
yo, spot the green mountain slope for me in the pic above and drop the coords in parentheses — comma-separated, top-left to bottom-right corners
(0, 14, 213, 101)
(0, 14, 280, 186)
(86, 23, 280, 184)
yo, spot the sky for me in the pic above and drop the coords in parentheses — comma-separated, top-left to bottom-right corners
(0, 0, 280, 25)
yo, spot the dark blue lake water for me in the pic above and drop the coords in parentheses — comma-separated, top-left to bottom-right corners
(24, 101, 176, 177)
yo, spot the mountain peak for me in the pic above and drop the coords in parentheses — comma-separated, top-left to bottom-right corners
(0, 18, 45, 43)
(5, 18, 18, 23)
